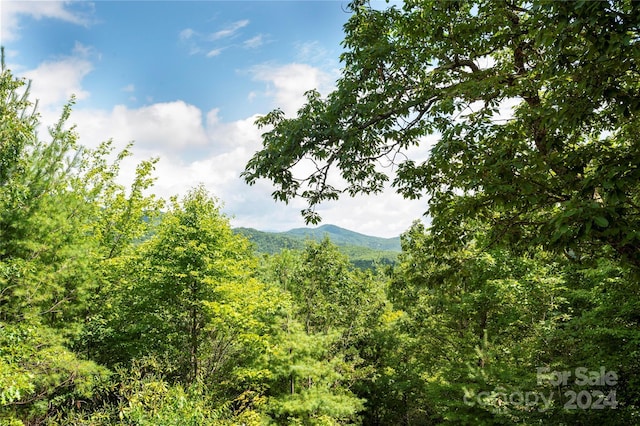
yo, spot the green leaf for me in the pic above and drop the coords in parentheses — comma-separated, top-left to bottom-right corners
(594, 216, 609, 227)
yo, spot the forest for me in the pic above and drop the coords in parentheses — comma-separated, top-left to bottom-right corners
(2, 0, 640, 425)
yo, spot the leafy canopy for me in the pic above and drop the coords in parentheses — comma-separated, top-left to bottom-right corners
(243, 0, 640, 267)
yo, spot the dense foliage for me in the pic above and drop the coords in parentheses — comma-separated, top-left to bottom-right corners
(244, 0, 640, 268)
(241, 0, 640, 424)
(2, 0, 640, 424)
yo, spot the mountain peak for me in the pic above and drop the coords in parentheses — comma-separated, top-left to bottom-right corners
(282, 224, 401, 251)
(316, 224, 343, 232)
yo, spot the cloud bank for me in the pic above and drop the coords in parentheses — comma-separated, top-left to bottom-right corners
(18, 45, 427, 238)
(1, 1, 93, 41)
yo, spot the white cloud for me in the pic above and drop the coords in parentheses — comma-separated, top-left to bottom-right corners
(179, 20, 251, 58)
(1, 0, 93, 41)
(250, 63, 336, 115)
(295, 41, 328, 63)
(72, 101, 209, 153)
(209, 19, 249, 41)
(243, 34, 264, 49)
(317, 191, 426, 238)
(23, 50, 93, 109)
(206, 48, 223, 58)
(2, 48, 19, 59)
(68, 101, 281, 230)
(121, 84, 135, 93)
(179, 28, 195, 41)
(187, 46, 202, 56)
(206, 109, 262, 151)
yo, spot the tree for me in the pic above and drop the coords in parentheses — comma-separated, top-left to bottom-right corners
(380, 222, 557, 424)
(0, 50, 159, 424)
(259, 241, 388, 424)
(355, 220, 640, 425)
(88, 186, 286, 420)
(243, 0, 640, 268)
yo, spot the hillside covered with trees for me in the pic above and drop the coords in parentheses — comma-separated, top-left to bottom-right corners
(2, 0, 640, 425)
(234, 225, 400, 269)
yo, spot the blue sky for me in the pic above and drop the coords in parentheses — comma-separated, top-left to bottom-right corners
(1, 0, 426, 237)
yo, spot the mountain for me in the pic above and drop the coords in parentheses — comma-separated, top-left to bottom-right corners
(233, 224, 401, 269)
(283, 224, 401, 251)
(233, 227, 306, 254)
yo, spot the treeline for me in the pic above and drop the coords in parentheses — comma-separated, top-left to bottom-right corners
(1, 58, 639, 425)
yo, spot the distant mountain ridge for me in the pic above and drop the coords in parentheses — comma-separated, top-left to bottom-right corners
(235, 224, 401, 253)
(233, 224, 401, 269)
(283, 224, 401, 251)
